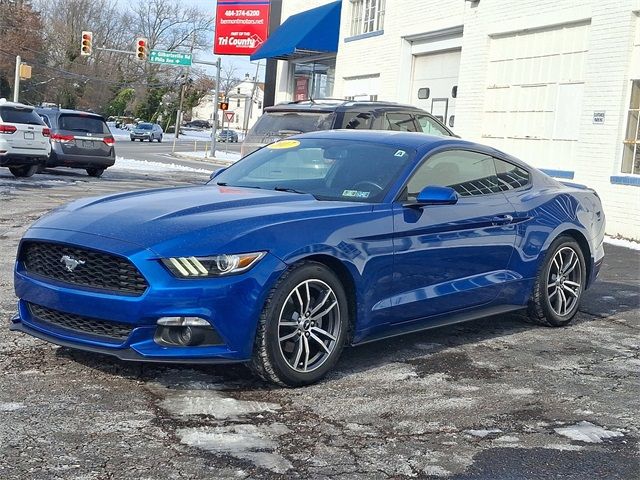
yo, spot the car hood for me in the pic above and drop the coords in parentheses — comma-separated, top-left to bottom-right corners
(132, 129, 151, 133)
(31, 185, 371, 257)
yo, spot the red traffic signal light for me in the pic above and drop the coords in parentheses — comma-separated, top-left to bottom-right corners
(136, 37, 148, 61)
(80, 31, 93, 56)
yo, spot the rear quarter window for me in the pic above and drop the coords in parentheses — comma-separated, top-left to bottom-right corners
(59, 114, 109, 134)
(0, 107, 43, 125)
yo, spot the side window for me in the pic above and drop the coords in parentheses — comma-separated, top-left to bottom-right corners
(385, 113, 419, 132)
(39, 114, 51, 128)
(494, 158, 530, 190)
(340, 112, 373, 129)
(406, 150, 503, 198)
(415, 114, 449, 136)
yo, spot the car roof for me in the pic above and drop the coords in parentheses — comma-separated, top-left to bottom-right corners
(290, 130, 526, 164)
(265, 99, 425, 113)
(35, 107, 105, 119)
(0, 99, 35, 110)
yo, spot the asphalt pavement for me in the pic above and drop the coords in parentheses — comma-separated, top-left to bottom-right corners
(0, 168, 638, 479)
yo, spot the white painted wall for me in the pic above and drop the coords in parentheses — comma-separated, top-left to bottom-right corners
(272, 0, 640, 238)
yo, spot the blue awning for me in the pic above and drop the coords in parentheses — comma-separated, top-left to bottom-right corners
(250, 1, 342, 61)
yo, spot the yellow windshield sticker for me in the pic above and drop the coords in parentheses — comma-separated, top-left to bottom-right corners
(267, 139, 300, 149)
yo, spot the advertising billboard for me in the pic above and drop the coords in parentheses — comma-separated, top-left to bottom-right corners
(214, 0, 270, 56)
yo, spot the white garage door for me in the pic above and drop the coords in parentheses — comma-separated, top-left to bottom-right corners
(483, 22, 590, 171)
(411, 50, 461, 129)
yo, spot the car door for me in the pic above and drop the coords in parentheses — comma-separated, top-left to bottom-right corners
(391, 149, 517, 323)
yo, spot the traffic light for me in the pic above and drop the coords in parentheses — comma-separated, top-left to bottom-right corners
(136, 37, 148, 61)
(81, 31, 93, 56)
(219, 102, 229, 111)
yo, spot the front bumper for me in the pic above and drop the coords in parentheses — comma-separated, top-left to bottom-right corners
(12, 228, 287, 363)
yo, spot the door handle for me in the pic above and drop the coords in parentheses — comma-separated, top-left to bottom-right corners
(492, 214, 514, 225)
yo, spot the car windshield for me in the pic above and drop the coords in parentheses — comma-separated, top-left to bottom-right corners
(137, 123, 153, 130)
(213, 138, 415, 203)
(59, 114, 109, 134)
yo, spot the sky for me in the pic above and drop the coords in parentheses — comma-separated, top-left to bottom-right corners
(115, 0, 267, 81)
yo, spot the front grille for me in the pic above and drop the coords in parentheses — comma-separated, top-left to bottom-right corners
(21, 241, 148, 296)
(28, 303, 133, 342)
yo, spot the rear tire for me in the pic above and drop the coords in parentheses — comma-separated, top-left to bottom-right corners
(86, 167, 105, 178)
(9, 165, 38, 178)
(251, 262, 348, 387)
(528, 235, 586, 327)
(157, 135, 162, 143)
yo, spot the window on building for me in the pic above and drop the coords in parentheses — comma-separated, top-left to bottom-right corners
(622, 80, 640, 175)
(237, 98, 241, 108)
(350, 0, 385, 36)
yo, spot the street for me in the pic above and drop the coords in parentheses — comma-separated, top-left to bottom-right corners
(0, 167, 638, 479)
(113, 134, 241, 171)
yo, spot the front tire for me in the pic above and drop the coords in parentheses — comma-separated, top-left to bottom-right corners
(251, 262, 348, 387)
(528, 236, 586, 327)
(9, 165, 38, 177)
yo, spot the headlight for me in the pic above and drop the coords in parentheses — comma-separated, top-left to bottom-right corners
(161, 252, 266, 278)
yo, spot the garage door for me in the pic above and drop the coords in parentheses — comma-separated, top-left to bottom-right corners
(411, 50, 461, 129)
(483, 22, 590, 171)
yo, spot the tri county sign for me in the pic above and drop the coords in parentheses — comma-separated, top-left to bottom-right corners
(149, 50, 193, 66)
(214, 0, 270, 56)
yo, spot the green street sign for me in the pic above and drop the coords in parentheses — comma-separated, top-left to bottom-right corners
(149, 50, 192, 66)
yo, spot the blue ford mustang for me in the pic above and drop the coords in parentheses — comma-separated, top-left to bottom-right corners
(11, 131, 605, 386)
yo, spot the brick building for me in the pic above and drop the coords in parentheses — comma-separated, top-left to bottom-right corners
(254, 0, 640, 239)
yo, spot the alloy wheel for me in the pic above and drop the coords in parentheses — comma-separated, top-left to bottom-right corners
(546, 246, 582, 316)
(277, 279, 341, 373)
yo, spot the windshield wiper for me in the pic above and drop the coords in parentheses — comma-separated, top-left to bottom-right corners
(274, 186, 314, 197)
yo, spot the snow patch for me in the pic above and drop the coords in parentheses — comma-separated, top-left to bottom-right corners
(545, 443, 584, 451)
(112, 157, 210, 174)
(178, 424, 292, 474)
(0, 402, 25, 412)
(604, 236, 640, 251)
(555, 421, 623, 443)
(465, 428, 502, 438)
(494, 435, 520, 443)
(422, 465, 450, 477)
(159, 390, 280, 419)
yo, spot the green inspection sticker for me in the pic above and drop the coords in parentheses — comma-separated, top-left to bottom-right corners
(342, 190, 371, 198)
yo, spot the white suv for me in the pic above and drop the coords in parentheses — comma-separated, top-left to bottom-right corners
(0, 99, 51, 177)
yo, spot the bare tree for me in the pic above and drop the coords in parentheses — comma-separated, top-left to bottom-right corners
(218, 62, 243, 100)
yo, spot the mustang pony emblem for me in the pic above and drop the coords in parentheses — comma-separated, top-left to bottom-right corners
(60, 255, 85, 272)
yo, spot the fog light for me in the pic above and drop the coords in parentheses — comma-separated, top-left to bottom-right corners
(157, 316, 210, 327)
(154, 317, 223, 347)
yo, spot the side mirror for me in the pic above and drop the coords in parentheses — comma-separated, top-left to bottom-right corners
(408, 185, 458, 207)
(209, 167, 226, 181)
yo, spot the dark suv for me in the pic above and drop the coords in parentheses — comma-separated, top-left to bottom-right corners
(241, 99, 455, 156)
(36, 108, 116, 177)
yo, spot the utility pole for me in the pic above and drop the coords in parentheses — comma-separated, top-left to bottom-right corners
(210, 56, 222, 158)
(13, 56, 21, 102)
(243, 60, 262, 133)
(175, 29, 196, 141)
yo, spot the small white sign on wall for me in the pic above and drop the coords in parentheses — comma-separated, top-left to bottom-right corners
(593, 111, 606, 124)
